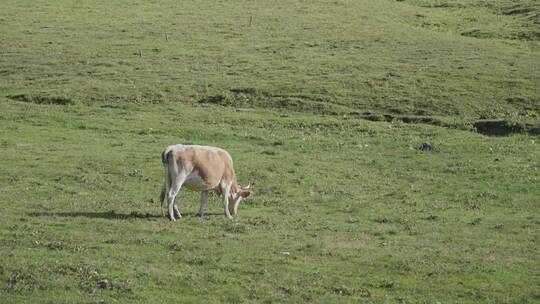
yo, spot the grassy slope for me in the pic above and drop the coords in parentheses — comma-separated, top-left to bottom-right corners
(1, 101, 539, 303)
(400, 0, 540, 47)
(1, 0, 539, 119)
(1, 0, 539, 303)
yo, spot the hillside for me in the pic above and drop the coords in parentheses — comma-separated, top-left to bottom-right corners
(1, 1, 539, 303)
(1, 0, 539, 120)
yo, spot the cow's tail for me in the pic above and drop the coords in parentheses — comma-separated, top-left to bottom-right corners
(159, 148, 173, 216)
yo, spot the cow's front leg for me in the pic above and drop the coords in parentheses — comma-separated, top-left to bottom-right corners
(222, 186, 233, 220)
(197, 191, 209, 218)
(233, 198, 241, 217)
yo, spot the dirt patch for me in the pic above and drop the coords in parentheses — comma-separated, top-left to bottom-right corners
(473, 119, 540, 136)
(8, 94, 76, 105)
(503, 4, 536, 16)
(200, 88, 261, 107)
(199, 88, 343, 114)
(200, 91, 540, 137)
(461, 29, 496, 39)
(350, 111, 446, 127)
(353, 112, 539, 137)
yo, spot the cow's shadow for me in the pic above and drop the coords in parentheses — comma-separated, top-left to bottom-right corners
(29, 211, 224, 220)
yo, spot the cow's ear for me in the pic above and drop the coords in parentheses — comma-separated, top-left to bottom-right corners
(240, 191, 251, 198)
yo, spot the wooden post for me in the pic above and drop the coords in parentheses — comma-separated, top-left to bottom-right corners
(249, 16, 253, 27)
(165, 33, 169, 42)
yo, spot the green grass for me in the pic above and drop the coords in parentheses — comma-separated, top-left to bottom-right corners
(1, 0, 539, 119)
(1, 0, 539, 303)
(1, 101, 539, 303)
(400, 0, 540, 41)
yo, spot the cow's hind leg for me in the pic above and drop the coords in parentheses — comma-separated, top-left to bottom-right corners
(197, 191, 209, 218)
(173, 203, 182, 220)
(159, 184, 166, 217)
(167, 174, 186, 221)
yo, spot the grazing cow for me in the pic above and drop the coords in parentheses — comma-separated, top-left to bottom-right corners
(159, 144, 251, 220)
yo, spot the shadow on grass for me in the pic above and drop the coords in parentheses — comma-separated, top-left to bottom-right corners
(28, 211, 226, 220)
(29, 211, 162, 220)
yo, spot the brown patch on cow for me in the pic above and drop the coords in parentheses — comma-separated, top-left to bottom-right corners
(170, 146, 240, 194)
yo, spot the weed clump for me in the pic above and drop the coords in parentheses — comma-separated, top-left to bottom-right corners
(8, 94, 76, 105)
(201, 88, 261, 107)
(330, 284, 371, 297)
(223, 222, 247, 233)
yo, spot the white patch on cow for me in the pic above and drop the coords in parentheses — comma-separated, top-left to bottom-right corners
(183, 170, 207, 191)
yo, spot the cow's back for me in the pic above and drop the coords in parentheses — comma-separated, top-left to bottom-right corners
(169, 145, 235, 190)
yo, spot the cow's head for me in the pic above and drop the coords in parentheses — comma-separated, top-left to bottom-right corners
(229, 182, 253, 216)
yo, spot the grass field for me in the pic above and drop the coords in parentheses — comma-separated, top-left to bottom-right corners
(1, 0, 539, 303)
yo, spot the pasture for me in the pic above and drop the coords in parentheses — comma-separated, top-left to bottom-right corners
(1, 0, 539, 303)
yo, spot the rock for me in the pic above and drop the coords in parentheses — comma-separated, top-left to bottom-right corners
(418, 143, 432, 152)
(384, 72, 401, 79)
(98, 279, 109, 289)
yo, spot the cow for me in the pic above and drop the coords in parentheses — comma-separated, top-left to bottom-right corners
(159, 144, 251, 221)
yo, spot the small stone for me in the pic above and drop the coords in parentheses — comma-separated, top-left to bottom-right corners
(98, 279, 109, 289)
(384, 72, 401, 78)
(418, 143, 432, 152)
